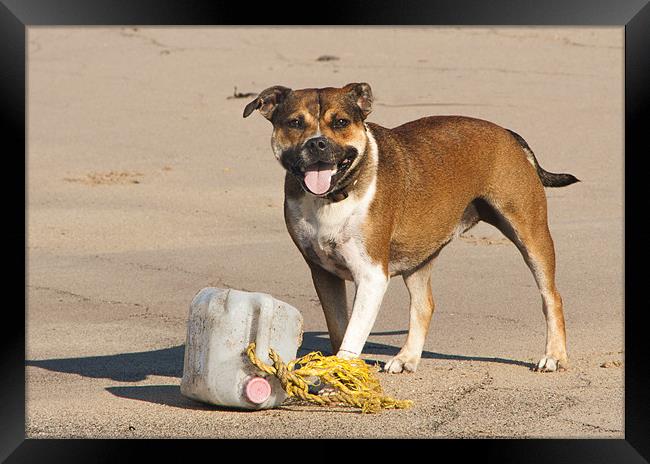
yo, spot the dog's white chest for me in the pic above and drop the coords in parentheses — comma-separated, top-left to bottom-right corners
(286, 183, 376, 281)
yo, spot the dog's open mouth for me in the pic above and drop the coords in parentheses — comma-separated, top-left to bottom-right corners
(301, 162, 336, 195)
(299, 155, 356, 196)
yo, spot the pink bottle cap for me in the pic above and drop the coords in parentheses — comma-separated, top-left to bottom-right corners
(245, 377, 271, 404)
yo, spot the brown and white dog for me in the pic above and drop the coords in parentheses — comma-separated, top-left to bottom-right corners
(243, 83, 579, 373)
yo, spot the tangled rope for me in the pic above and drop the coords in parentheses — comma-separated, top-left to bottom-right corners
(245, 342, 413, 413)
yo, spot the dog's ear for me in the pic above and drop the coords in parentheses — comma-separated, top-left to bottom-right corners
(344, 82, 373, 119)
(243, 85, 292, 120)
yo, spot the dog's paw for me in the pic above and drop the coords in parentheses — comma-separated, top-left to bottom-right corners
(535, 355, 568, 372)
(383, 355, 418, 374)
(335, 350, 358, 360)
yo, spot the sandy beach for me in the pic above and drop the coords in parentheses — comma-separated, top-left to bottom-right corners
(26, 27, 623, 438)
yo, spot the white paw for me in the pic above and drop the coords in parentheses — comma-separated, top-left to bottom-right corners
(535, 355, 567, 372)
(318, 386, 338, 397)
(383, 356, 418, 374)
(335, 350, 358, 360)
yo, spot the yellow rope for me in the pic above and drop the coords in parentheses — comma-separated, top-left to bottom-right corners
(245, 342, 413, 413)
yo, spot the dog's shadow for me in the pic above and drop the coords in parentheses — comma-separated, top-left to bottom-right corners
(299, 331, 535, 370)
(26, 331, 533, 410)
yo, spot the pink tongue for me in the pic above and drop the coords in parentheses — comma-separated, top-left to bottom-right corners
(304, 164, 335, 195)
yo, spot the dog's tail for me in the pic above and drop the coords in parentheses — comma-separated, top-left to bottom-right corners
(506, 129, 580, 188)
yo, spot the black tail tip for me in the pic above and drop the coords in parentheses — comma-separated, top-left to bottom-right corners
(563, 174, 581, 185)
(541, 172, 580, 188)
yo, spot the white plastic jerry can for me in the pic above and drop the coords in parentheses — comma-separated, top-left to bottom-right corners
(180, 287, 304, 410)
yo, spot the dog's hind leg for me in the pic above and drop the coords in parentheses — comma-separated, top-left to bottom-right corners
(309, 264, 349, 354)
(475, 196, 569, 372)
(384, 260, 435, 373)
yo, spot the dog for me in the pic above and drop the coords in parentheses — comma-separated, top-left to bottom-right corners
(243, 83, 578, 373)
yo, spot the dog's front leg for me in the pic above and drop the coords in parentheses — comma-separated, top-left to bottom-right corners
(337, 266, 388, 359)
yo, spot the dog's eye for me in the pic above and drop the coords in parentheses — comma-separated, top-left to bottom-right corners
(332, 118, 350, 129)
(287, 118, 303, 129)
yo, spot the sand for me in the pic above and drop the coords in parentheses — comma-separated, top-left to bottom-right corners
(26, 27, 624, 438)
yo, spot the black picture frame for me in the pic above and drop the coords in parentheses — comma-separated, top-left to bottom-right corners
(3, 0, 648, 461)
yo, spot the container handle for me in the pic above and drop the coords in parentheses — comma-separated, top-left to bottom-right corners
(254, 294, 275, 365)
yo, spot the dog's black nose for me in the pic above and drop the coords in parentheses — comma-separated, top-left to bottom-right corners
(307, 136, 329, 152)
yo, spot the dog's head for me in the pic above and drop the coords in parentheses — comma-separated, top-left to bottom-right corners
(243, 83, 373, 197)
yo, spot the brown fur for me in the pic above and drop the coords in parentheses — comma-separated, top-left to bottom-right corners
(363, 117, 542, 274)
